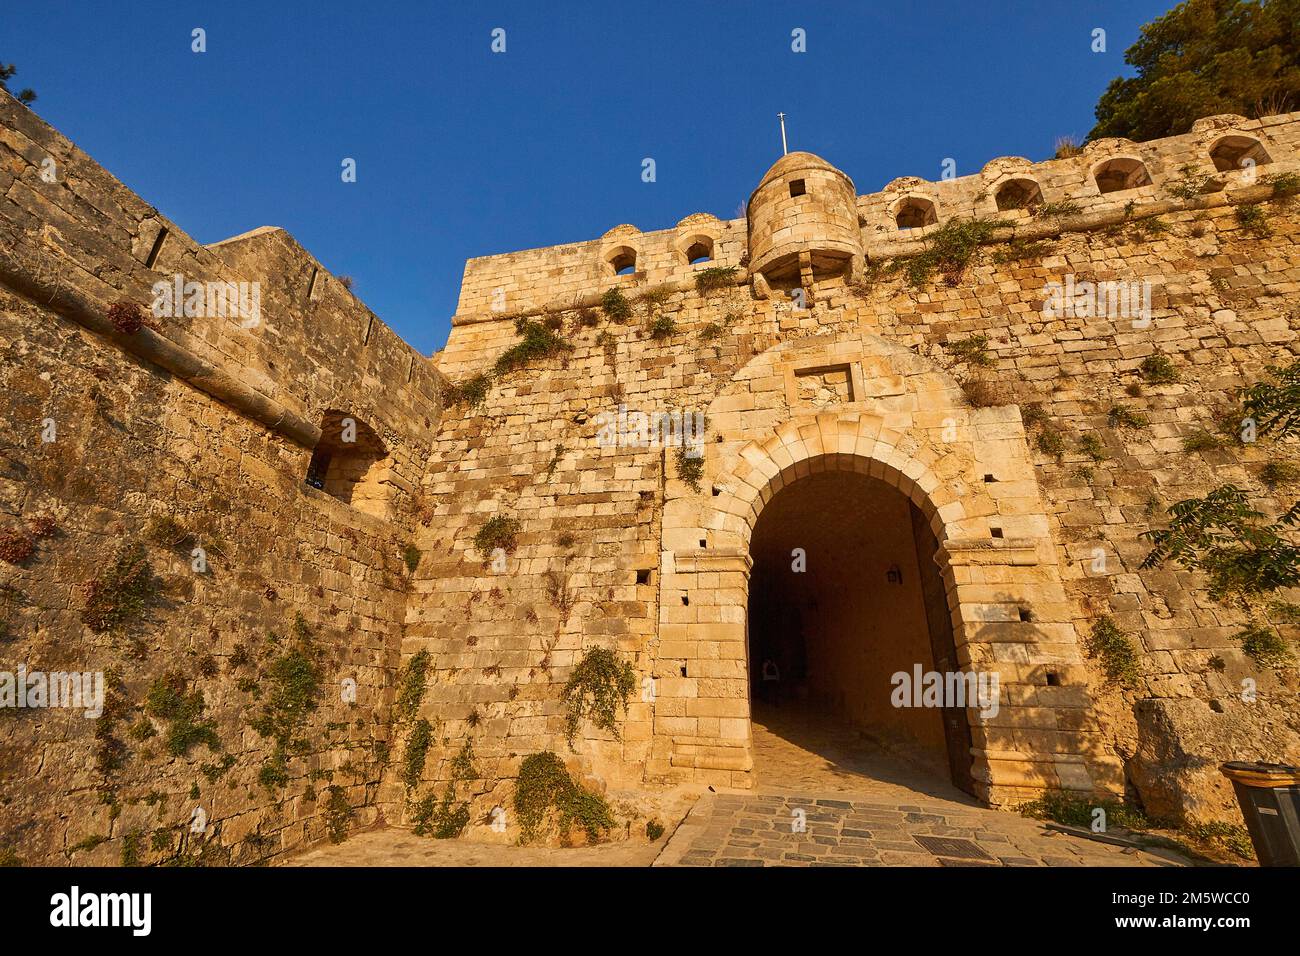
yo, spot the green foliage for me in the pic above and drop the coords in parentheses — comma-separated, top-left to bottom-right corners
(251, 623, 323, 745)
(1020, 791, 1151, 831)
(402, 542, 421, 573)
(1140, 485, 1300, 598)
(1266, 171, 1300, 198)
(144, 514, 195, 551)
(1079, 433, 1109, 463)
(1108, 404, 1150, 429)
(412, 739, 477, 839)
(1139, 354, 1178, 384)
(144, 673, 221, 757)
(442, 373, 491, 409)
(648, 314, 676, 340)
(79, 542, 155, 633)
(449, 739, 478, 781)
(121, 830, 144, 867)
(494, 318, 574, 376)
(903, 218, 1009, 287)
(674, 446, 704, 493)
(1127, 216, 1170, 241)
(646, 820, 665, 841)
(1235, 202, 1272, 237)
(698, 321, 724, 341)
(69, 834, 109, 855)
(1020, 402, 1049, 430)
(1089, 0, 1299, 141)
(1234, 623, 1295, 667)
(473, 515, 521, 557)
(694, 266, 737, 295)
(0, 62, 36, 104)
(1035, 425, 1067, 462)
(1260, 460, 1300, 487)
(412, 788, 470, 839)
(513, 751, 615, 844)
(991, 238, 1053, 263)
(200, 754, 236, 781)
(324, 785, 352, 844)
(946, 334, 993, 367)
(1183, 429, 1226, 452)
(601, 287, 632, 322)
(1243, 358, 1300, 440)
(396, 649, 432, 721)
(1032, 200, 1081, 219)
(1085, 617, 1142, 686)
(1165, 166, 1221, 200)
(562, 647, 636, 745)
(402, 717, 432, 789)
(1183, 821, 1256, 861)
(249, 616, 324, 789)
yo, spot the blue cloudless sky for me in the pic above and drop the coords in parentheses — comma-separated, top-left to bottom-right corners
(9, 0, 1175, 355)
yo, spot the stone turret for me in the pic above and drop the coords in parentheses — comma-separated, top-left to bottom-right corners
(745, 151, 863, 294)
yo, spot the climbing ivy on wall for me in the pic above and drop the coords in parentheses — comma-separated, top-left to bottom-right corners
(562, 647, 636, 746)
(1142, 359, 1300, 667)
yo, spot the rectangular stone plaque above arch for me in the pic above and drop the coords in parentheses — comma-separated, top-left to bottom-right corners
(784, 361, 863, 407)
(783, 358, 906, 407)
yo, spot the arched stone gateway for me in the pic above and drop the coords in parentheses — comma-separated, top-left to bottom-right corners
(647, 330, 1124, 806)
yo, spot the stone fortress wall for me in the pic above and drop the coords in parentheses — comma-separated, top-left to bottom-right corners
(424, 109, 1300, 828)
(0, 92, 442, 865)
(2, 82, 1300, 863)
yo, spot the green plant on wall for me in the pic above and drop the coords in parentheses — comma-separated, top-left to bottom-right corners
(600, 287, 632, 322)
(903, 218, 1008, 287)
(694, 266, 737, 295)
(494, 317, 574, 376)
(1139, 354, 1178, 384)
(1243, 358, 1300, 439)
(1141, 486, 1300, 667)
(674, 446, 703, 493)
(442, 373, 491, 409)
(249, 614, 325, 789)
(946, 334, 994, 367)
(513, 751, 614, 845)
(474, 515, 521, 558)
(144, 672, 221, 757)
(324, 785, 352, 844)
(562, 647, 636, 746)
(1085, 617, 1142, 686)
(411, 739, 476, 839)
(79, 541, 156, 633)
(402, 542, 421, 573)
(402, 717, 432, 789)
(396, 649, 431, 722)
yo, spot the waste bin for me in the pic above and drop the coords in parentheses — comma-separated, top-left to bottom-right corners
(1220, 761, 1300, 866)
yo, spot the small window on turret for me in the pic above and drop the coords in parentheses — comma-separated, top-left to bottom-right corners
(789, 179, 806, 198)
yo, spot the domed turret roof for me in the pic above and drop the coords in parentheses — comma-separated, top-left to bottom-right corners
(754, 151, 849, 189)
(748, 151, 854, 210)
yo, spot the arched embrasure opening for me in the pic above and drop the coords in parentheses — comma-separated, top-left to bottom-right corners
(746, 464, 976, 797)
(305, 410, 392, 519)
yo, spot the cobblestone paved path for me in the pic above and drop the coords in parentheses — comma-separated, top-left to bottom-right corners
(652, 707, 1192, 867)
(651, 790, 1188, 867)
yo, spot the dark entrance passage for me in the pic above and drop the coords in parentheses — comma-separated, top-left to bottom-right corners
(746, 467, 976, 797)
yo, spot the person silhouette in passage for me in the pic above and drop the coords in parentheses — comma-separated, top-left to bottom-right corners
(761, 657, 781, 706)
